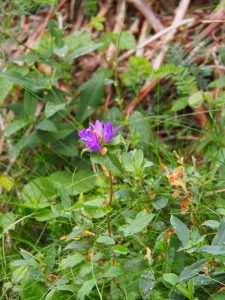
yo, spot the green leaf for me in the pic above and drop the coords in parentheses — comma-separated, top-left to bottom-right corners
(139, 270, 155, 300)
(4, 119, 30, 137)
(188, 91, 204, 109)
(65, 42, 104, 61)
(115, 31, 136, 50)
(53, 136, 78, 157)
(96, 236, 115, 245)
(0, 175, 14, 191)
(49, 170, 96, 195)
(112, 245, 129, 255)
(21, 177, 57, 209)
(202, 220, 220, 229)
(22, 91, 37, 120)
(119, 211, 155, 237)
(0, 71, 47, 91)
(77, 279, 95, 300)
(200, 245, 225, 255)
(170, 216, 190, 246)
(209, 291, 225, 300)
(163, 273, 179, 286)
(60, 253, 84, 270)
(21, 278, 47, 300)
(171, 98, 188, 112)
(45, 102, 66, 118)
(129, 111, 151, 149)
(0, 212, 16, 230)
(178, 259, 208, 282)
(209, 75, 225, 88)
(0, 76, 13, 104)
(122, 56, 152, 87)
(212, 221, 225, 245)
(36, 119, 58, 132)
(77, 70, 106, 122)
(91, 153, 123, 175)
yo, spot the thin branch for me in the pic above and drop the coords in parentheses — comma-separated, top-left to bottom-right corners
(118, 18, 194, 62)
(153, 0, 191, 69)
(127, 0, 164, 33)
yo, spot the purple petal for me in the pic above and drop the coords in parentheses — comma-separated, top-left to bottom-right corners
(78, 128, 93, 142)
(112, 126, 120, 137)
(91, 120, 103, 138)
(86, 134, 101, 152)
(78, 128, 101, 152)
(103, 122, 113, 144)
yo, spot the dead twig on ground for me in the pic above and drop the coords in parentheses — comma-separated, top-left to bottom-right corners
(153, 0, 191, 69)
(118, 18, 194, 62)
(127, 0, 164, 33)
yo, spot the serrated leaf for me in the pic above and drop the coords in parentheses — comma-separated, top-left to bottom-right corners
(60, 253, 84, 270)
(91, 153, 123, 175)
(77, 279, 95, 300)
(119, 211, 155, 237)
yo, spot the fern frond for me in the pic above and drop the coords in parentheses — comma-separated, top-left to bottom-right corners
(153, 64, 178, 79)
(173, 67, 197, 97)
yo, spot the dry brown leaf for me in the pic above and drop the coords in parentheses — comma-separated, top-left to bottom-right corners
(180, 196, 190, 215)
(144, 247, 152, 263)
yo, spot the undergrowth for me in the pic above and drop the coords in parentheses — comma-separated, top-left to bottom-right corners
(1, 1, 225, 300)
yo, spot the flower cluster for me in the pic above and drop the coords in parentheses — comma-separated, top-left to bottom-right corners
(78, 120, 119, 152)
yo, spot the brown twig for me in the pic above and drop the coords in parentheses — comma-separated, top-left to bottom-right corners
(127, 0, 164, 33)
(153, 0, 191, 69)
(124, 79, 159, 115)
(136, 19, 148, 57)
(118, 18, 194, 62)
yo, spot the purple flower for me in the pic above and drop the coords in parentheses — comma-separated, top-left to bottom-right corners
(103, 122, 120, 144)
(78, 120, 119, 152)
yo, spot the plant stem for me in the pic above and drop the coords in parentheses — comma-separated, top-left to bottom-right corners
(109, 171, 113, 206)
(107, 171, 113, 236)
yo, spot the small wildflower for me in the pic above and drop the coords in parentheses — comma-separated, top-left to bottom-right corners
(78, 120, 120, 152)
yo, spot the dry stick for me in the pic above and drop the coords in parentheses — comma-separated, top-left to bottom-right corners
(106, 0, 125, 62)
(118, 18, 194, 62)
(153, 0, 191, 70)
(124, 0, 192, 115)
(124, 79, 159, 115)
(187, 5, 225, 60)
(97, 0, 113, 17)
(127, 0, 164, 33)
(136, 19, 149, 57)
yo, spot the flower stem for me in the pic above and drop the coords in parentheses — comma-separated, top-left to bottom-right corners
(107, 171, 113, 236)
(108, 171, 113, 207)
